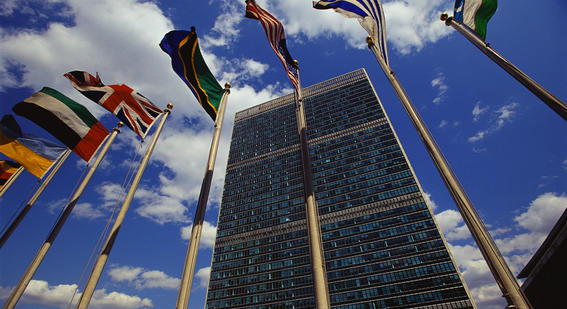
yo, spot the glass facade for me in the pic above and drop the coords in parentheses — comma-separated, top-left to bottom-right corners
(206, 69, 475, 308)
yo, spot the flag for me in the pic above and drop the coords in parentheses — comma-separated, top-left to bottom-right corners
(245, 0, 299, 90)
(454, 0, 497, 40)
(0, 160, 21, 189)
(159, 28, 224, 121)
(64, 71, 163, 138)
(313, 0, 389, 65)
(13, 87, 109, 162)
(0, 115, 66, 178)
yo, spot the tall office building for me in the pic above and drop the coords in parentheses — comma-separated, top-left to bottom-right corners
(206, 69, 475, 308)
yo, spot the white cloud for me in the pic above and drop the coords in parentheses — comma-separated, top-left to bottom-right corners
(196, 266, 211, 288)
(72, 202, 105, 220)
(259, 0, 454, 54)
(0, 279, 153, 309)
(514, 192, 567, 234)
(201, 0, 244, 49)
(435, 209, 471, 241)
(431, 72, 448, 105)
(472, 102, 489, 122)
(468, 102, 519, 143)
(108, 265, 180, 290)
(423, 192, 438, 212)
(181, 220, 217, 248)
(438, 120, 448, 128)
(441, 192, 567, 308)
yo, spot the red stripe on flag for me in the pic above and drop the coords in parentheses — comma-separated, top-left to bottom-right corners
(73, 121, 109, 162)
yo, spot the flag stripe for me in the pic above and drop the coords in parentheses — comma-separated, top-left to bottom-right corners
(13, 102, 83, 149)
(65, 71, 162, 138)
(180, 34, 218, 118)
(0, 130, 56, 178)
(246, 0, 299, 90)
(73, 121, 108, 163)
(13, 88, 109, 162)
(313, 0, 389, 65)
(454, 0, 497, 40)
(39, 87, 99, 128)
(160, 29, 224, 121)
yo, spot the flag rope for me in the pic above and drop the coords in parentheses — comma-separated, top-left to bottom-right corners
(66, 140, 145, 309)
(0, 177, 42, 239)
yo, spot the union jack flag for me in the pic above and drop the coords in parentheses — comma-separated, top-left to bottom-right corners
(245, 0, 299, 90)
(64, 71, 163, 139)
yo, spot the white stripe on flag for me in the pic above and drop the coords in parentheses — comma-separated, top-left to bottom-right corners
(23, 91, 91, 138)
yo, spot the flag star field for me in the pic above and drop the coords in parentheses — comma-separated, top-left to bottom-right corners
(0, 1, 566, 308)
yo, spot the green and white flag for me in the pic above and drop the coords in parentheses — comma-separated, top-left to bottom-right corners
(454, 0, 497, 40)
(13, 87, 109, 162)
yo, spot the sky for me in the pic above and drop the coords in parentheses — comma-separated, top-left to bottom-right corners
(0, 0, 566, 308)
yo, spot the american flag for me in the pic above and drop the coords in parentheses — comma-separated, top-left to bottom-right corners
(64, 71, 163, 139)
(245, 0, 299, 90)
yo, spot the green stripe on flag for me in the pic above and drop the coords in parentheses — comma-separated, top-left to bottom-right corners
(474, 0, 497, 40)
(39, 87, 98, 128)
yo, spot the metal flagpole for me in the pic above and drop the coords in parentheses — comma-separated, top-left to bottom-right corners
(0, 166, 24, 199)
(366, 37, 532, 309)
(2, 123, 122, 309)
(76, 105, 172, 309)
(293, 60, 331, 309)
(441, 13, 567, 122)
(0, 149, 72, 249)
(175, 83, 231, 309)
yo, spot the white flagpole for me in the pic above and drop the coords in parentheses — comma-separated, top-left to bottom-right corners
(366, 37, 532, 309)
(441, 13, 567, 122)
(176, 83, 231, 309)
(76, 105, 172, 309)
(0, 166, 24, 199)
(0, 149, 72, 249)
(293, 60, 331, 309)
(2, 123, 122, 309)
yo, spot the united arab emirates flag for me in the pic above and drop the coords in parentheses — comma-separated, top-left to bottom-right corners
(13, 87, 109, 162)
(160, 28, 224, 121)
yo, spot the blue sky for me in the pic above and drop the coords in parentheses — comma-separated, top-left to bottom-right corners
(0, 0, 566, 308)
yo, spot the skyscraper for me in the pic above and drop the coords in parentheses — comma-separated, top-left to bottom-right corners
(206, 69, 475, 308)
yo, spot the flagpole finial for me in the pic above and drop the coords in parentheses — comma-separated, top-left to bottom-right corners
(293, 60, 299, 69)
(224, 83, 231, 90)
(440, 12, 449, 21)
(117, 122, 124, 128)
(167, 103, 173, 110)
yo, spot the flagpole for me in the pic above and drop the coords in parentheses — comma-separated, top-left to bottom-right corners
(366, 37, 532, 309)
(175, 83, 231, 309)
(76, 105, 172, 309)
(294, 60, 331, 309)
(0, 149, 72, 249)
(2, 123, 122, 309)
(440, 13, 567, 122)
(0, 166, 24, 199)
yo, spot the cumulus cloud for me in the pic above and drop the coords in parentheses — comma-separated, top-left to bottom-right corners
(253, 0, 454, 54)
(435, 209, 472, 241)
(0, 279, 152, 309)
(437, 192, 567, 308)
(181, 220, 217, 248)
(108, 265, 180, 290)
(196, 266, 212, 288)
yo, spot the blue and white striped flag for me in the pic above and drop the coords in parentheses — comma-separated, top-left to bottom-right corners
(313, 0, 389, 65)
